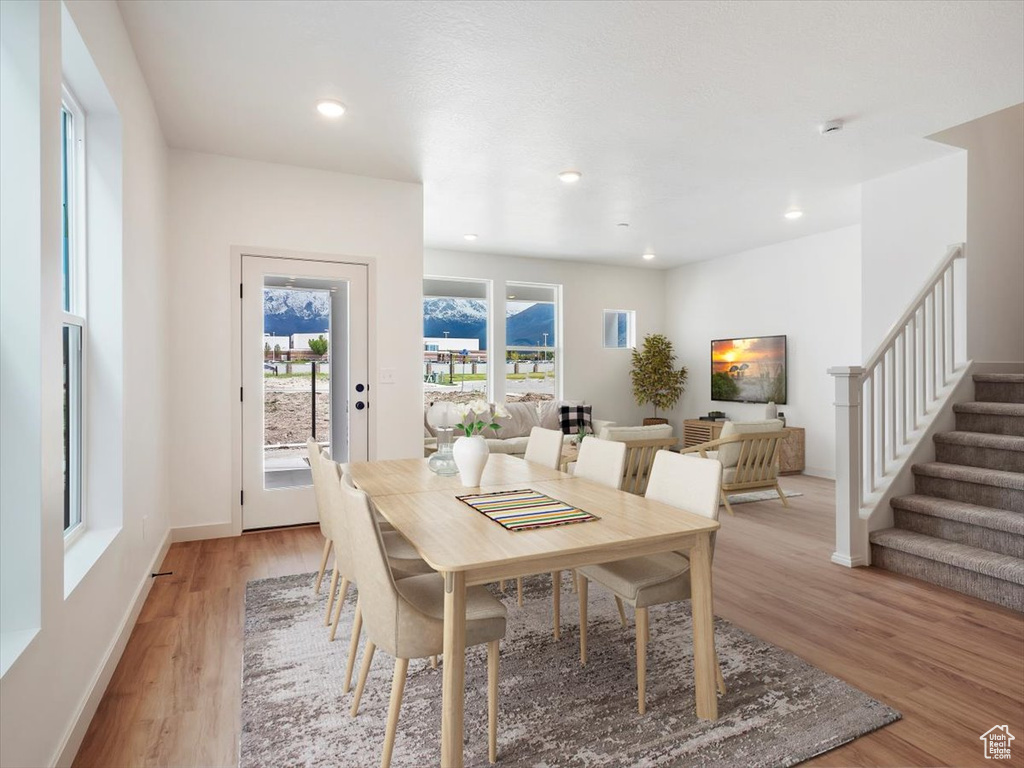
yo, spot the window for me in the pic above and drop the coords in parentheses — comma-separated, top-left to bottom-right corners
(423, 277, 489, 407)
(505, 282, 559, 403)
(603, 309, 635, 348)
(61, 85, 86, 536)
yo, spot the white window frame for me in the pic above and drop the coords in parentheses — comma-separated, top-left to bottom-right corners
(505, 281, 561, 402)
(62, 83, 87, 545)
(602, 309, 636, 349)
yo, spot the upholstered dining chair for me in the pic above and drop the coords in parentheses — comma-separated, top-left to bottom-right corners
(342, 479, 507, 767)
(308, 438, 402, 625)
(573, 436, 627, 489)
(306, 438, 335, 599)
(570, 437, 630, 625)
(576, 450, 726, 714)
(313, 450, 436, 703)
(519, 426, 573, 633)
(523, 425, 564, 469)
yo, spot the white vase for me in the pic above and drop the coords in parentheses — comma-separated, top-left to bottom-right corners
(765, 401, 778, 420)
(452, 435, 489, 487)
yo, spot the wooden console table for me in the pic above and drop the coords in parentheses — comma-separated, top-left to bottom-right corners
(682, 419, 805, 474)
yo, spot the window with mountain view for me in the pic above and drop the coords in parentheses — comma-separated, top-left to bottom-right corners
(505, 282, 558, 403)
(423, 277, 489, 407)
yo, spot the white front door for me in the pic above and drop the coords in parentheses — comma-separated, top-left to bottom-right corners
(241, 255, 369, 530)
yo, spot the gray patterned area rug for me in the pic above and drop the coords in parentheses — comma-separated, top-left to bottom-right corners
(242, 573, 898, 767)
(724, 489, 803, 506)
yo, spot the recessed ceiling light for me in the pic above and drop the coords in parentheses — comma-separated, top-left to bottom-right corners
(463, 233, 478, 241)
(557, 170, 582, 183)
(316, 99, 347, 118)
(784, 209, 804, 220)
(642, 252, 656, 261)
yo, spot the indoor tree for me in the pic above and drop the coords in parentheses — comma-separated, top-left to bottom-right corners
(631, 333, 688, 422)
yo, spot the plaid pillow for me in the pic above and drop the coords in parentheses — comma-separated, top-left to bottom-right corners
(559, 404, 593, 435)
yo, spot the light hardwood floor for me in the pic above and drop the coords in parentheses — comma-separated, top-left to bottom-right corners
(73, 475, 1024, 767)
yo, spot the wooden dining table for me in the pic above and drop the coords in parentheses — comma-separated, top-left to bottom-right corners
(343, 453, 721, 768)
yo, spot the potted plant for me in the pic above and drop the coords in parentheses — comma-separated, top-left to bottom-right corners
(630, 333, 688, 425)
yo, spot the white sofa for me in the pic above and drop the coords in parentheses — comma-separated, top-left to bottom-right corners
(424, 400, 615, 457)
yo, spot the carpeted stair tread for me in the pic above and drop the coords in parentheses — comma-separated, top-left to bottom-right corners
(933, 431, 1024, 452)
(891, 495, 1024, 535)
(869, 529, 1024, 586)
(912, 462, 1024, 491)
(973, 374, 1024, 383)
(954, 402, 1024, 416)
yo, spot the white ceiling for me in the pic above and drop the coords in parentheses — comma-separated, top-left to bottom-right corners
(118, 0, 1024, 267)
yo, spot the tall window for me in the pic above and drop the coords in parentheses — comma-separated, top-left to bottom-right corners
(62, 86, 86, 536)
(423, 278, 489, 407)
(505, 282, 558, 403)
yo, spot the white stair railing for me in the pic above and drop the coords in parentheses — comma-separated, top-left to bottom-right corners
(829, 243, 966, 566)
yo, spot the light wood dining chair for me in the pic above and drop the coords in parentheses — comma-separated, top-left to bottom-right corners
(576, 450, 726, 714)
(342, 479, 507, 767)
(520, 426, 572, 632)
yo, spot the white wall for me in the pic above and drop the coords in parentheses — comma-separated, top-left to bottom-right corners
(167, 150, 423, 533)
(1, 0, 44, 660)
(424, 249, 666, 427)
(932, 104, 1024, 363)
(860, 152, 967, 358)
(664, 226, 862, 477)
(0, 2, 171, 767)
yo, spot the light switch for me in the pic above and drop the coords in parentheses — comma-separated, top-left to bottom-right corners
(379, 368, 397, 385)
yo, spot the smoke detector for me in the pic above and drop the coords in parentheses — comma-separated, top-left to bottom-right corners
(819, 119, 844, 135)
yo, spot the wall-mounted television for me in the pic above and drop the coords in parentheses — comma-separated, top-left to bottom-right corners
(711, 335, 787, 404)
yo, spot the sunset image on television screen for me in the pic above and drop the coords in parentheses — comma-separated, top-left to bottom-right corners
(711, 336, 786, 403)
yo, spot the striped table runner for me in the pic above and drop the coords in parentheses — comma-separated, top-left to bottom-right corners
(457, 488, 599, 532)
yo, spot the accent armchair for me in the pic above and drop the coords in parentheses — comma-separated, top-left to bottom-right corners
(678, 419, 790, 514)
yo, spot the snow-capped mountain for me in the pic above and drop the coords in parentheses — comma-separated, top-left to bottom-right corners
(422, 298, 556, 349)
(263, 288, 331, 335)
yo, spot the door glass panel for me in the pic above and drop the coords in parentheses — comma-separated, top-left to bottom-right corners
(263, 278, 334, 489)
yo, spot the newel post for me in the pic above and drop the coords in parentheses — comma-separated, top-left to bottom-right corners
(828, 366, 869, 567)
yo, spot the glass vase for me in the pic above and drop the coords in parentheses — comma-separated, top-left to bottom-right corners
(427, 427, 459, 476)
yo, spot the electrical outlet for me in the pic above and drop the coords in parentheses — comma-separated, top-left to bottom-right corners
(379, 368, 396, 385)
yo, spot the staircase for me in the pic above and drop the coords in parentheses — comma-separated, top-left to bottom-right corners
(869, 374, 1024, 611)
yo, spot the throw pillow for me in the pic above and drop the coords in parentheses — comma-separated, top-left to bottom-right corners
(540, 399, 583, 430)
(559, 404, 593, 435)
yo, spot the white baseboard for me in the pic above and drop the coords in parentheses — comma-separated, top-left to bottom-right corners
(802, 466, 835, 480)
(52, 530, 171, 768)
(171, 521, 236, 543)
(831, 551, 868, 568)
